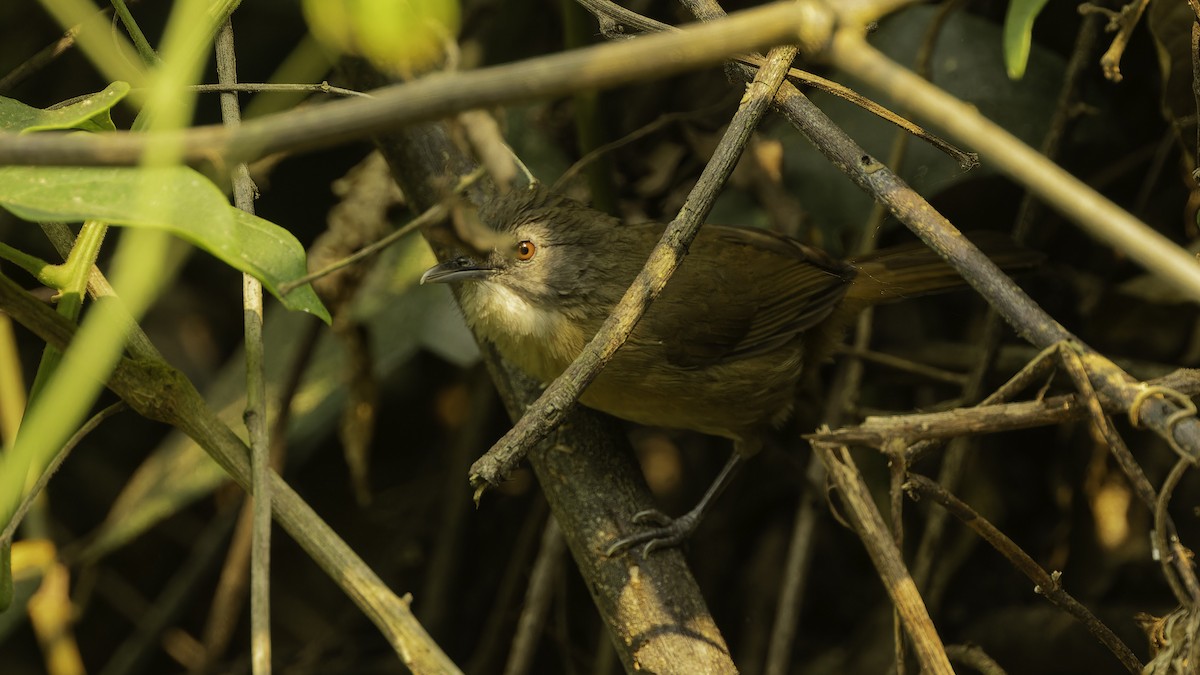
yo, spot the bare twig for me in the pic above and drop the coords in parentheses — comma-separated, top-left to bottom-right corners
(1155, 459, 1200, 607)
(188, 81, 369, 97)
(1057, 345, 1200, 605)
(0, 402, 126, 546)
(903, 474, 1143, 673)
(744, 56, 977, 169)
(0, 272, 462, 673)
(1081, 0, 1151, 82)
(833, 344, 969, 386)
(0, 26, 80, 93)
(817, 23, 1200, 463)
(578, 0, 975, 167)
(808, 371, 1200, 449)
(214, 20, 273, 672)
(815, 444, 953, 674)
(278, 168, 483, 296)
(502, 519, 566, 675)
(944, 644, 1008, 675)
(764, 458, 823, 675)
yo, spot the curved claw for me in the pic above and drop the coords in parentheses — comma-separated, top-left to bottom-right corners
(630, 509, 673, 527)
(604, 511, 700, 558)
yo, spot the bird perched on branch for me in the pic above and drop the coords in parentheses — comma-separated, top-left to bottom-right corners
(422, 184, 1035, 555)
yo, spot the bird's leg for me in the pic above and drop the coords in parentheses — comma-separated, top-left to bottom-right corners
(604, 449, 746, 557)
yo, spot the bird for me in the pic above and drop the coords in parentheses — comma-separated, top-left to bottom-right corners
(421, 183, 1035, 555)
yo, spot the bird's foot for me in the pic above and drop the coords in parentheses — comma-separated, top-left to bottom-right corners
(604, 508, 701, 558)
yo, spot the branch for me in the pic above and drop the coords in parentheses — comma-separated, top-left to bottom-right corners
(814, 444, 954, 674)
(0, 2, 809, 167)
(807, 369, 1200, 448)
(335, 60, 738, 672)
(0, 272, 460, 673)
(904, 475, 1142, 673)
(813, 19, 1200, 469)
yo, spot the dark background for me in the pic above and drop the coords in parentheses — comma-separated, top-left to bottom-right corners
(0, 1, 1195, 673)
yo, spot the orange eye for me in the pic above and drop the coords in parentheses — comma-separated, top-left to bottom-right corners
(515, 240, 537, 261)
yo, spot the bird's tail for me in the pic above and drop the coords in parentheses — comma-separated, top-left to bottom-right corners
(844, 232, 1041, 305)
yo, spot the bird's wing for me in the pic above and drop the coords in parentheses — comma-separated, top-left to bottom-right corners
(630, 224, 854, 368)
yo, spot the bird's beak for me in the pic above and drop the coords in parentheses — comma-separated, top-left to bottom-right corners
(419, 256, 496, 285)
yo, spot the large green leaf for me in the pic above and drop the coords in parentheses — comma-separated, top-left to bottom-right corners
(1002, 0, 1051, 80)
(0, 82, 130, 133)
(0, 166, 330, 323)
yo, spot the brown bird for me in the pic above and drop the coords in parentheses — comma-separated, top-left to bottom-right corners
(422, 184, 1033, 554)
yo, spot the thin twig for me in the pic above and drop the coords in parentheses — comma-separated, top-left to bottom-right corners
(98, 512, 239, 675)
(833, 344, 969, 386)
(1154, 459, 1199, 607)
(1013, 14, 1100, 245)
(811, 358, 1200, 449)
(1057, 344, 1200, 605)
(820, 24, 1200, 462)
(578, 0, 974, 167)
(888, 447, 909, 673)
(277, 167, 485, 296)
(188, 81, 369, 97)
(466, 500, 550, 674)
(0, 401, 127, 546)
(0, 26, 80, 93)
(552, 96, 737, 193)
(1086, 0, 1151, 82)
(903, 474, 1143, 673)
(764, 458, 823, 675)
(815, 444, 953, 674)
(214, 19, 272, 673)
(944, 644, 1008, 675)
(502, 518, 566, 675)
(0, 269, 461, 672)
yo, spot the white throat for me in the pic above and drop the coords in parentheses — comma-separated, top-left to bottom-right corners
(458, 280, 585, 382)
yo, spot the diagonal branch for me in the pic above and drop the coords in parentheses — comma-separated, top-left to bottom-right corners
(0, 2, 809, 167)
(0, 270, 461, 673)
(817, 19, 1200, 468)
(904, 474, 1143, 673)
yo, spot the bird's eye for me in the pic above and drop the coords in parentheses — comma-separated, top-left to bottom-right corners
(515, 240, 537, 261)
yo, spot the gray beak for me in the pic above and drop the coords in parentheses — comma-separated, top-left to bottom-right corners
(419, 256, 496, 285)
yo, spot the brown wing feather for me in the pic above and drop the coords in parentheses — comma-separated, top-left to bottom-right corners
(629, 224, 855, 369)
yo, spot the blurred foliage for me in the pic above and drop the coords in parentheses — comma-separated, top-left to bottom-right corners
(302, 0, 461, 77)
(0, 1, 1197, 674)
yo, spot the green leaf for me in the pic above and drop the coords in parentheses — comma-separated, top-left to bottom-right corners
(302, 0, 460, 75)
(0, 166, 330, 323)
(0, 82, 130, 133)
(1003, 0, 1051, 80)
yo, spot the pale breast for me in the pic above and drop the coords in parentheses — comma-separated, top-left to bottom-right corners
(458, 281, 587, 383)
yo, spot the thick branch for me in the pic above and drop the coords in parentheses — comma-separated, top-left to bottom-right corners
(0, 2, 808, 167)
(335, 60, 736, 672)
